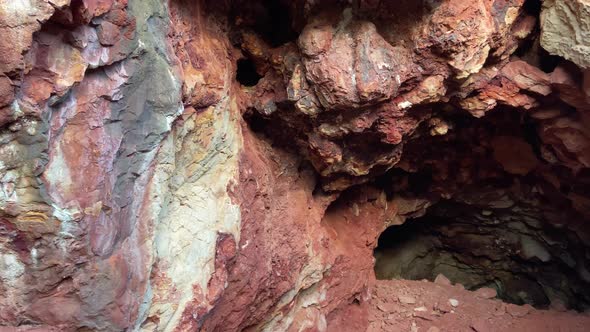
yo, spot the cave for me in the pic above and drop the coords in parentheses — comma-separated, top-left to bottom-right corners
(370, 108, 590, 313)
(2, 0, 590, 331)
(222, 0, 590, 326)
(374, 198, 590, 311)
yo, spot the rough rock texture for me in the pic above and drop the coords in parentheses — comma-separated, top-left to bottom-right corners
(369, 279, 590, 332)
(0, 0, 589, 331)
(375, 184, 590, 310)
(540, 0, 590, 69)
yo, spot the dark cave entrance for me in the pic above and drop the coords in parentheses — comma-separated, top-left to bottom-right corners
(373, 198, 590, 311)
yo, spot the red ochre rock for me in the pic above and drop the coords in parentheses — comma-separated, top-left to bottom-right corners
(0, 0, 589, 331)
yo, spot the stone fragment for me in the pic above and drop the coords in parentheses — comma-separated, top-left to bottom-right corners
(506, 304, 533, 317)
(474, 288, 497, 299)
(414, 309, 433, 321)
(500, 60, 551, 96)
(460, 59, 553, 117)
(434, 301, 452, 314)
(428, 118, 450, 136)
(399, 295, 417, 305)
(377, 301, 399, 313)
(449, 298, 459, 307)
(434, 274, 452, 286)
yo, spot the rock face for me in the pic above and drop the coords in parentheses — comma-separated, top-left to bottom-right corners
(541, 0, 590, 69)
(0, 0, 589, 331)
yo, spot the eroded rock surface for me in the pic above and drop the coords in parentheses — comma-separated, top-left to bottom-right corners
(541, 0, 590, 69)
(0, 0, 589, 331)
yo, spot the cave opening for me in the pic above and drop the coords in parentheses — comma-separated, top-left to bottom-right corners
(236, 58, 262, 87)
(374, 198, 590, 312)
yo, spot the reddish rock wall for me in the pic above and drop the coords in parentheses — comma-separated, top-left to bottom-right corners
(0, 0, 589, 331)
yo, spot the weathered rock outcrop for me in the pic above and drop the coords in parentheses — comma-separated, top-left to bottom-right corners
(0, 0, 589, 331)
(540, 0, 590, 69)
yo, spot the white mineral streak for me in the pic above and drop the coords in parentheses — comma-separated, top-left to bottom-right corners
(0, 0, 36, 17)
(139, 94, 242, 331)
(0, 250, 27, 314)
(0, 253, 25, 283)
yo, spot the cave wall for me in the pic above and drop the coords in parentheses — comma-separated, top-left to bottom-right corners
(0, 0, 589, 331)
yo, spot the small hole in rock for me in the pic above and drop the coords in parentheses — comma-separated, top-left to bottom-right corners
(237, 58, 262, 87)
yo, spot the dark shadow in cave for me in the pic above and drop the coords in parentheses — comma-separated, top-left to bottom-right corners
(229, 0, 298, 48)
(236, 58, 262, 87)
(255, 0, 298, 47)
(243, 107, 267, 133)
(523, 0, 542, 15)
(374, 204, 590, 312)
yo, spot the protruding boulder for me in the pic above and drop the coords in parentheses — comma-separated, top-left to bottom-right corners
(299, 10, 415, 110)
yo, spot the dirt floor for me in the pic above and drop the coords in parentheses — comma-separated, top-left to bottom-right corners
(369, 279, 590, 332)
(4, 277, 590, 332)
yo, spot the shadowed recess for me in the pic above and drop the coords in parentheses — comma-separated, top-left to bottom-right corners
(236, 58, 262, 87)
(374, 201, 590, 311)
